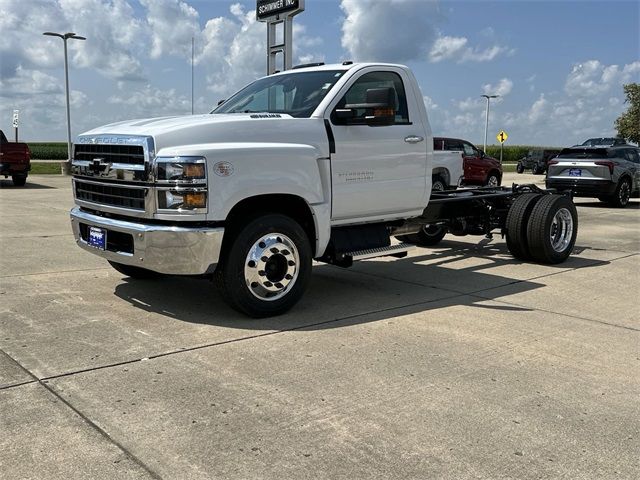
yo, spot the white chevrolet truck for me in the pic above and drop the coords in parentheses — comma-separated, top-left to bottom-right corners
(70, 63, 578, 317)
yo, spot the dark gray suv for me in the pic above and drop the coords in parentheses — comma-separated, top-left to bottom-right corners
(546, 145, 640, 207)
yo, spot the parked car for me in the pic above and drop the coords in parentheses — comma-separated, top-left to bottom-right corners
(432, 140, 464, 191)
(517, 148, 562, 174)
(579, 137, 627, 147)
(546, 145, 640, 207)
(0, 129, 31, 186)
(434, 137, 502, 186)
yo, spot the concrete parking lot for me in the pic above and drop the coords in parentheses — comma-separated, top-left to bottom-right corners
(1, 173, 638, 479)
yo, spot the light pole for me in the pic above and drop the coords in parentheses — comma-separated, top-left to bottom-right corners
(481, 94, 499, 152)
(43, 32, 86, 173)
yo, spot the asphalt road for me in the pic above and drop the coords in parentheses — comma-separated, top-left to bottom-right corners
(1, 173, 638, 479)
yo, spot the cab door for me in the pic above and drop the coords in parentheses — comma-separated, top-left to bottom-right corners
(327, 68, 428, 221)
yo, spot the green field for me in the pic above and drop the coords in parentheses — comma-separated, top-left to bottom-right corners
(28, 142, 68, 160)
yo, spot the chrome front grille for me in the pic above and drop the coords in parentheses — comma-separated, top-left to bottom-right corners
(74, 144, 145, 165)
(75, 180, 146, 211)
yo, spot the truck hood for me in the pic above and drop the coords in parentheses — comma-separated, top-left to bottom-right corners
(78, 113, 329, 157)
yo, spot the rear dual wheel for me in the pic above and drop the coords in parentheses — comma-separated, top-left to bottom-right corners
(506, 194, 577, 264)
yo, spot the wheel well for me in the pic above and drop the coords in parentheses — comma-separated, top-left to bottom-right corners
(225, 194, 316, 249)
(432, 168, 450, 185)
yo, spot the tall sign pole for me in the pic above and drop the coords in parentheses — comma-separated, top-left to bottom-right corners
(12, 110, 19, 142)
(256, 0, 305, 75)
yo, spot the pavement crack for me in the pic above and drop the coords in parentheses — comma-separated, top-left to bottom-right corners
(0, 348, 163, 480)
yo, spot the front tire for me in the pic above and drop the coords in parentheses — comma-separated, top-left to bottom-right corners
(526, 195, 578, 264)
(485, 171, 501, 187)
(516, 163, 524, 174)
(108, 261, 165, 279)
(214, 214, 312, 318)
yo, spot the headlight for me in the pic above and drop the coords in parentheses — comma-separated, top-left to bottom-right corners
(155, 156, 207, 213)
(156, 156, 206, 182)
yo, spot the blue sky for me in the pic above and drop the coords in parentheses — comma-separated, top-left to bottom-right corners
(1, 0, 638, 145)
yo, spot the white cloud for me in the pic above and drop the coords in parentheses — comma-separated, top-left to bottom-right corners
(108, 84, 192, 116)
(483, 78, 513, 97)
(429, 35, 512, 63)
(429, 36, 468, 62)
(423, 96, 438, 110)
(141, 0, 200, 59)
(340, 0, 440, 62)
(565, 60, 640, 97)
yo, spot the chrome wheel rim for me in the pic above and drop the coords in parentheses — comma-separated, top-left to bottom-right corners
(244, 233, 299, 301)
(550, 208, 574, 252)
(619, 181, 630, 205)
(487, 175, 499, 187)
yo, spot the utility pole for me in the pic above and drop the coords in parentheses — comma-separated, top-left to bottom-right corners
(191, 36, 194, 115)
(481, 94, 499, 152)
(43, 31, 86, 174)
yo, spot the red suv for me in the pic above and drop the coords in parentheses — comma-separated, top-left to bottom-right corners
(434, 137, 502, 187)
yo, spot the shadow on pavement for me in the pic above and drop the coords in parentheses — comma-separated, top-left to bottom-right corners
(0, 180, 56, 189)
(113, 240, 609, 332)
(573, 200, 640, 209)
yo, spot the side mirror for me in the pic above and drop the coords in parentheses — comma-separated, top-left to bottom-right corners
(336, 87, 396, 127)
(478, 150, 486, 158)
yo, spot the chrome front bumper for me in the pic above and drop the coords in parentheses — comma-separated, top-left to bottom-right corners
(70, 207, 224, 275)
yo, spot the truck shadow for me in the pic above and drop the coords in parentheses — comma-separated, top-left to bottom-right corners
(0, 180, 56, 189)
(113, 238, 609, 332)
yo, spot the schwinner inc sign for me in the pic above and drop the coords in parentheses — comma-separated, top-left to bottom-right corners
(256, 0, 303, 21)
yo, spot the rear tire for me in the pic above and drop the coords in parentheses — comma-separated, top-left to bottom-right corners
(505, 193, 543, 261)
(214, 214, 312, 318)
(607, 178, 631, 208)
(12, 175, 27, 186)
(108, 261, 165, 279)
(526, 195, 578, 264)
(397, 224, 447, 247)
(432, 177, 446, 192)
(516, 163, 524, 174)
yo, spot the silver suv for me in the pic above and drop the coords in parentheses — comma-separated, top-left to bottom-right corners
(546, 145, 640, 207)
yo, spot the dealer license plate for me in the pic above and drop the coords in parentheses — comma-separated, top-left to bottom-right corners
(88, 226, 106, 250)
(568, 168, 582, 177)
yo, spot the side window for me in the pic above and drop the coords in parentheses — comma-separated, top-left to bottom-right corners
(444, 139, 463, 151)
(337, 71, 410, 124)
(625, 149, 639, 163)
(463, 143, 475, 156)
(433, 139, 444, 150)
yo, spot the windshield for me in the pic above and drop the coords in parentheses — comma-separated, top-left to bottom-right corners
(213, 70, 346, 118)
(581, 138, 616, 146)
(558, 148, 609, 159)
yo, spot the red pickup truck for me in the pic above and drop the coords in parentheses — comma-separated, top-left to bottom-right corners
(0, 130, 31, 186)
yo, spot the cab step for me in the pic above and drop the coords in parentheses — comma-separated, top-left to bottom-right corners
(345, 243, 415, 261)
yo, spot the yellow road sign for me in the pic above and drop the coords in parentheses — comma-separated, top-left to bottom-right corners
(497, 130, 508, 144)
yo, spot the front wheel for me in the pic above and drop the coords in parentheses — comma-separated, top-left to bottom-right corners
(485, 172, 501, 187)
(526, 195, 578, 264)
(516, 163, 524, 174)
(214, 214, 312, 318)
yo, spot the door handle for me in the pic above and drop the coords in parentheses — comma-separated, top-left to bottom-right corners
(404, 136, 424, 144)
